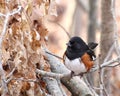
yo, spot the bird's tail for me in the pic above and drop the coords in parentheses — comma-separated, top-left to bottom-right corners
(87, 42, 98, 60)
(88, 42, 98, 50)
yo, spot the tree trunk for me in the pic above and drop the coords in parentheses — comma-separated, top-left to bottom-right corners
(100, 0, 115, 62)
(70, 4, 82, 36)
(88, 0, 97, 42)
(100, 0, 115, 95)
(87, 0, 98, 87)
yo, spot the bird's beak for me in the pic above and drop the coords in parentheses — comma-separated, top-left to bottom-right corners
(66, 42, 71, 47)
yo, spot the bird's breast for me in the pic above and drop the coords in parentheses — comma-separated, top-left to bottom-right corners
(64, 56, 87, 75)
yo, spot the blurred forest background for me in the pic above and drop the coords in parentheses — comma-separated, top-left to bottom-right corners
(0, 0, 120, 96)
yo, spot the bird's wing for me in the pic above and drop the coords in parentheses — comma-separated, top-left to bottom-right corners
(81, 53, 94, 71)
(88, 42, 98, 50)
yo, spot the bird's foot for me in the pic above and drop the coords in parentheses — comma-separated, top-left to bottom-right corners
(70, 71, 88, 78)
(79, 72, 87, 78)
(70, 71, 76, 78)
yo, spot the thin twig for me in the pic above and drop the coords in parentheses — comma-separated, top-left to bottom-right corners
(0, 13, 6, 17)
(105, 63, 120, 67)
(6, 67, 16, 78)
(83, 75, 98, 96)
(103, 42, 115, 62)
(99, 62, 109, 96)
(9, 6, 22, 16)
(55, 22, 71, 39)
(91, 56, 120, 71)
(0, 13, 11, 96)
(48, 19, 71, 39)
(101, 56, 120, 68)
(6, 67, 16, 83)
(45, 51, 63, 60)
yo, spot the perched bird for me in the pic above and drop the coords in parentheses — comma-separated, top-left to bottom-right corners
(63, 36, 98, 76)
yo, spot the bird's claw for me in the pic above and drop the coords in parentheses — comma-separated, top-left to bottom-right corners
(70, 71, 87, 78)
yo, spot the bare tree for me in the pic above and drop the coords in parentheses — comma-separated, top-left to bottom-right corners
(100, 0, 115, 62)
(100, 0, 115, 95)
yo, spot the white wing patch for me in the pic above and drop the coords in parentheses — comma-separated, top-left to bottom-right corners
(64, 57, 87, 75)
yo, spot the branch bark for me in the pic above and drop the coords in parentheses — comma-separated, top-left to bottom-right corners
(88, 0, 98, 42)
(101, 0, 115, 63)
(43, 77, 65, 96)
(87, 0, 98, 87)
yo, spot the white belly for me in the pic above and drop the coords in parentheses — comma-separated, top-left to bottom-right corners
(64, 57, 87, 75)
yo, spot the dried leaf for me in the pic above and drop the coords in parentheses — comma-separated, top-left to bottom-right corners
(0, 0, 52, 95)
(29, 53, 40, 64)
(8, 80, 22, 96)
(25, 3, 33, 16)
(21, 82, 30, 92)
(39, 79, 47, 89)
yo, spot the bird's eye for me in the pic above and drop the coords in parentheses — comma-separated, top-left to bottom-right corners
(70, 41, 74, 44)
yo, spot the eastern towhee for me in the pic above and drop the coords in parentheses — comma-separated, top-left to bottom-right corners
(63, 36, 98, 76)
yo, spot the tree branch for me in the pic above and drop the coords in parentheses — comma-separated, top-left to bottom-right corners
(36, 69, 71, 79)
(48, 19, 71, 39)
(43, 77, 67, 96)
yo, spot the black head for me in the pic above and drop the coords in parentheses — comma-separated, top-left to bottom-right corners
(65, 37, 89, 60)
(66, 37, 88, 51)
